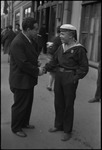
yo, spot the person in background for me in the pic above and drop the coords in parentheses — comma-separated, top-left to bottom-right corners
(1, 26, 8, 38)
(39, 23, 48, 54)
(15, 23, 21, 35)
(1, 25, 16, 62)
(44, 24, 89, 141)
(88, 60, 101, 103)
(1, 26, 9, 48)
(46, 25, 62, 91)
(9, 17, 45, 138)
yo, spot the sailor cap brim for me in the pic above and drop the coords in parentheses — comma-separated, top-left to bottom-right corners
(60, 24, 77, 31)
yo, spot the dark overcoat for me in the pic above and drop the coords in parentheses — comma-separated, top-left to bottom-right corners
(9, 32, 39, 92)
(1, 30, 16, 54)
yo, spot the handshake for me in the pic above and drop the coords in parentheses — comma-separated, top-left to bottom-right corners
(38, 66, 47, 76)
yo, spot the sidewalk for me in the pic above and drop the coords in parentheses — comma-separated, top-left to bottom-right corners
(1, 52, 101, 149)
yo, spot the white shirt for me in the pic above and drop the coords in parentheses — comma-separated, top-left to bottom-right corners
(22, 31, 32, 43)
(62, 43, 78, 53)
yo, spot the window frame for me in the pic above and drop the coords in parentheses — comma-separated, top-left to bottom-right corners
(79, 1, 101, 68)
(23, 6, 32, 19)
(15, 11, 20, 25)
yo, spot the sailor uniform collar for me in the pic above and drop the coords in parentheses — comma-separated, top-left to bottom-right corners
(62, 43, 84, 53)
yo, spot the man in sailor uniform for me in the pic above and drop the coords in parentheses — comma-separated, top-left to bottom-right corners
(44, 24, 89, 141)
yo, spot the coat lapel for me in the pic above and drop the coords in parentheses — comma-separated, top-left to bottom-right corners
(20, 33, 38, 56)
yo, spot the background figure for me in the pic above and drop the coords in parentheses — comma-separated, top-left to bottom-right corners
(88, 60, 101, 103)
(47, 25, 62, 91)
(9, 17, 44, 138)
(1, 25, 16, 62)
(1, 26, 9, 50)
(15, 23, 21, 35)
(1, 26, 8, 38)
(39, 24, 48, 54)
(44, 24, 89, 141)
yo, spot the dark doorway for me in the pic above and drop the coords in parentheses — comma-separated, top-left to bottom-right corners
(40, 7, 50, 41)
(48, 5, 56, 41)
(45, 7, 50, 41)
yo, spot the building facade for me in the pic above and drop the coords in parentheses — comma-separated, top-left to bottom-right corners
(1, 1, 101, 77)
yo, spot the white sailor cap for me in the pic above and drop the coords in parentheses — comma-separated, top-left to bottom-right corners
(60, 24, 77, 31)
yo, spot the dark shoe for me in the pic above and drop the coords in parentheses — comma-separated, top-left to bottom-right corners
(48, 127, 63, 132)
(47, 87, 52, 91)
(61, 133, 71, 141)
(14, 130, 27, 137)
(23, 125, 35, 129)
(88, 98, 100, 103)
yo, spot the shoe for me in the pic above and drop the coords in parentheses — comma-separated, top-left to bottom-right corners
(22, 124, 35, 129)
(14, 130, 27, 137)
(61, 133, 71, 141)
(48, 127, 63, 132)
(88, 98, 100, 103)
(47, 87, 52, 91)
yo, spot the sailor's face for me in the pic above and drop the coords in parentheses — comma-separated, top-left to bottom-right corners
(60, 31, 71, 44)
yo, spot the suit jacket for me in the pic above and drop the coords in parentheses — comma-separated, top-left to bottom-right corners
(1, 30, 16, 54)
(9, 32, 39, 91)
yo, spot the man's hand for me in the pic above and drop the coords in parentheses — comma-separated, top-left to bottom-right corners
(42, 67, 47, 74)
(38, 61, 41, 67)
(46, 42, 53, 48)
(38, 67, 47, 76)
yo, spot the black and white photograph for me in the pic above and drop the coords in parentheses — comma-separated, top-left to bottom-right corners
(1, 1, 101, 149)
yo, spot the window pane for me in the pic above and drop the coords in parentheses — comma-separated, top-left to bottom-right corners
(15, 12, 20, 20)
(92, 4, 101, 62)
(25, 9, 27, 14)
(87, 35, 93, 60)
(80, 2, 101, 63)
(81, 33, 88, 49)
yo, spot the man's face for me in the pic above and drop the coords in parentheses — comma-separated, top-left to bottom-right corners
(15, 25, 19, 30)
(29, 23, 39, 39)
(60, 31, 71, 44)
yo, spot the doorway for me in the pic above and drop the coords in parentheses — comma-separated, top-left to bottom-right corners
(48, 5, 56, 41)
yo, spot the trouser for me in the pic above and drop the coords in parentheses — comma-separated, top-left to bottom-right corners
(48, 72, 55, 88)
(11, 88, 34, 132)
(54, 71, 78, 133)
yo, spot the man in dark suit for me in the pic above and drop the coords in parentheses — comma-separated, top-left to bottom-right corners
(9, 17, 44, 137)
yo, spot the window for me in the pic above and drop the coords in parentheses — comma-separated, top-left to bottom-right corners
(15, 11, 20, 25)
(56, 3, 62, 20)
(23, 7, 31, 18)
(79, 2, 101, 63)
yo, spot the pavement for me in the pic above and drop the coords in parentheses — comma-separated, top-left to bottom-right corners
(1, 51, 101, 149)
